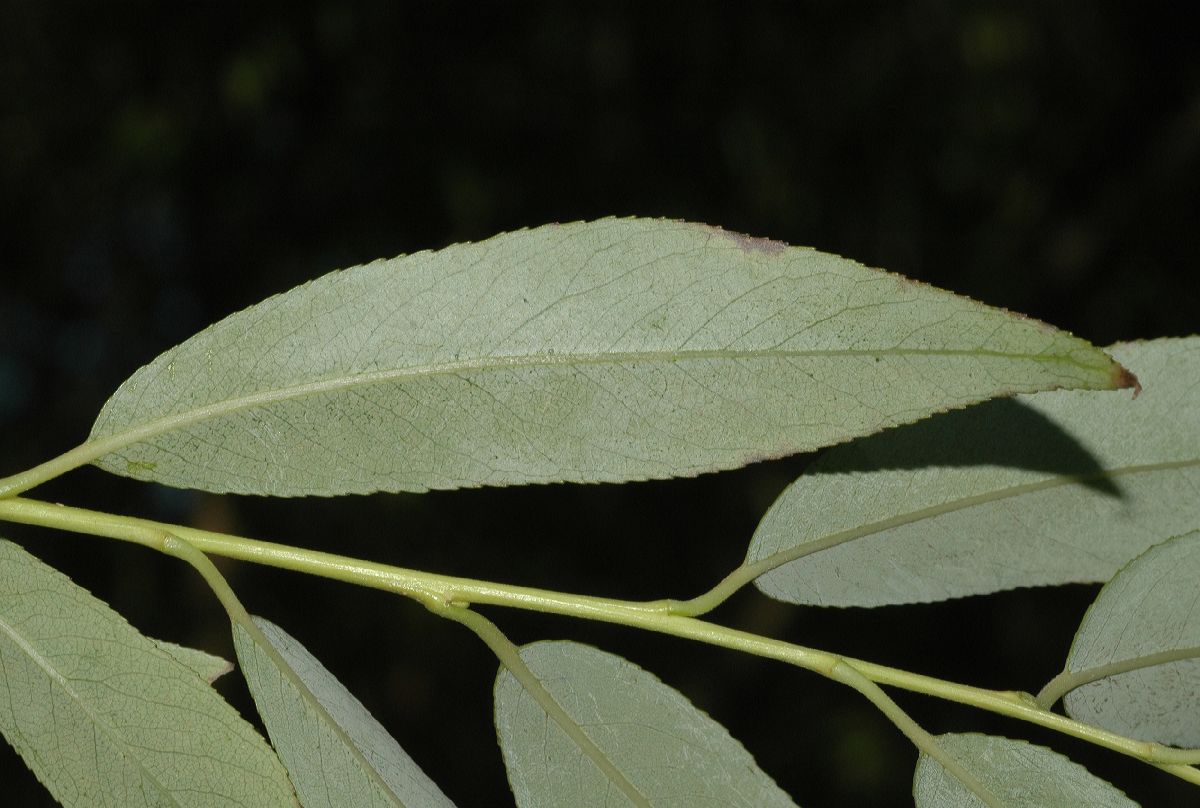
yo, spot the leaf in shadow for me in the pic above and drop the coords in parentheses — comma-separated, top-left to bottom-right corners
(826, 397, 1119, 497)
(749, 337, 1200, 606)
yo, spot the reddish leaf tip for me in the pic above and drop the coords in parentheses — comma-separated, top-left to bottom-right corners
(1113, 363, 1142, 397)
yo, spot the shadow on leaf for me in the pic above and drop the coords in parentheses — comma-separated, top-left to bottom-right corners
(821, 398, 1121, 497)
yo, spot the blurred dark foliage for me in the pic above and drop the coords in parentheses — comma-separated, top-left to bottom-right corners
(2, 2, 1198, 806)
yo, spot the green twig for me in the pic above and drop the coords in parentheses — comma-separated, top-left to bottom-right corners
(2, 494, 1199, 783)
(827, 659, 1004, 807)
(158, 533, 254, 624)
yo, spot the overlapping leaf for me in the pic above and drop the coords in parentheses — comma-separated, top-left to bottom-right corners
(233, 616, 455, 808)
(0, 539, 298, 808)
(494, 640, 797, 808)
(1062, 530, 1200, 746)
(153, 638, 233, 683)
(88, 218, 1129, 496)
(748, 337, 1199, 606)
(912, 733, 1136, 807)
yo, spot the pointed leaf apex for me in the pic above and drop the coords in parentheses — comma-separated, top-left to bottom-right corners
(1112, 363, 1141, 396)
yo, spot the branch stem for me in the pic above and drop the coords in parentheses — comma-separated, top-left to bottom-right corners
(2, 494, 1199, 783)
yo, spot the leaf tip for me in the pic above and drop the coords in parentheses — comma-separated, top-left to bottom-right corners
(208, 657, 236, 684)
(1111, 362, 1141, 397)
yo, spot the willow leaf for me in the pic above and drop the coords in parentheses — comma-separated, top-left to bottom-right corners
(913, 733, 1137, 807)
(152, 638, 233, 683)
(87, 218, 1129, 496)
(234, 616, 455, 808)
(1061, 530, 1200, 746)
(0, 539, 298, 808)
(494, 640, 797, 808)
(748, 337, 1198, 607)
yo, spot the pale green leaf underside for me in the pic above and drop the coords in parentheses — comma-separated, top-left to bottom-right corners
(749, 337, 1198, 607)
(913, 733, 1137, 807)
(494, 640, 798, 808)
(88, 218, 1127, 496)
(153, 638, 234, 684)
(0, 539, 297, 808)
(233, 617, 455, 808)
(1064, 530, 1200, 746)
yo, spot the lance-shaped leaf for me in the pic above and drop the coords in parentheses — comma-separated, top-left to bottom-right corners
(87, 218, 1129, 496)
(0, 539, 298, 808)
(913, 733, 1137, 807)
(1059, 530, 1200, 746)
(494, 640, 798, 808)
(233, 616, 455, 808)
(747, 337, 1198, 607)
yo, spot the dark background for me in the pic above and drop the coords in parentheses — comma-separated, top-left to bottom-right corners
(2, 3, 1198, 806)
